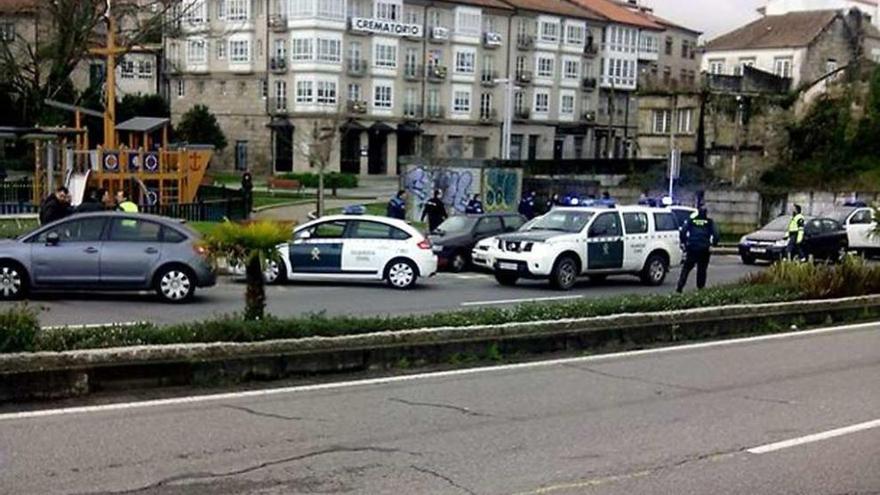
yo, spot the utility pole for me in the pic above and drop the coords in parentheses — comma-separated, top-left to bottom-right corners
(732, 95, 743, 185)
(605, 82, 615, 158)
(668, 93, 678, 198)
(495, 78, 517, 160)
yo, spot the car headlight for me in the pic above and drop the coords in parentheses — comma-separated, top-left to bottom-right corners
(774, 239, 788, 247)
(739, 235, 750, 245)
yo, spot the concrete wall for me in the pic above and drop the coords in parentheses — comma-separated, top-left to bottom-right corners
(401, 163, 523, 220)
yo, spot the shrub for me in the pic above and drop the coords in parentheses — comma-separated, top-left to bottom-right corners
(278, 172, 358, 189)
(176, 104, 227, 151)
(0, 305, 40, 353)
(745, 256, 880, 299)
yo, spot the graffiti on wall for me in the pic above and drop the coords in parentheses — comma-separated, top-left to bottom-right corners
(483, 168, 522, 212)
(403, 165, 480, 220)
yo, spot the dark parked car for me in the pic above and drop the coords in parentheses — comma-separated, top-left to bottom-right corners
(429, 213, 526, 272)
(738, 216, 848, 264)
(0, 212, 216, 302)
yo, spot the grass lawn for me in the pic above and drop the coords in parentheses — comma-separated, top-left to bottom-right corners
(0, 217, 39, 239)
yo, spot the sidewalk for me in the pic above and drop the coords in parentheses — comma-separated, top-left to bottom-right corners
(254, 198, 357, 223)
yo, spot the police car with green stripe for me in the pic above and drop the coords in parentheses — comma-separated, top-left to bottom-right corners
(473, 206, 683, 290)
(263, 215, 437, 290)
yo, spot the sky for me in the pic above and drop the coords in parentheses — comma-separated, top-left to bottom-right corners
(648, 0, 765, 41)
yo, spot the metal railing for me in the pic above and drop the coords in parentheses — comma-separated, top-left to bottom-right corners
(403, 103, 423, 118)
(481, 70, 498, 86)
(515, 69, 533, 84)
(517, 34, 534, 50)
(427, 64, 448, 81)
(425, 105, 445, 120)
(270, 57, 287, 72)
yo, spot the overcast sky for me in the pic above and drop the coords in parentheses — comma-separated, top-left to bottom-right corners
(648, 0, 765, 42)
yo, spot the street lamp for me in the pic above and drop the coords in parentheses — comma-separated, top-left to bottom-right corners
(494, 78, 520, 160)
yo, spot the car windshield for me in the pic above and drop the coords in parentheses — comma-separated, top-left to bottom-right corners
(762, 216, 793, 231)
(436, 216, 477, 234)
(526, 211, 595, 233)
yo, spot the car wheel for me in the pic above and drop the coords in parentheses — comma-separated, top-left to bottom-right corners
(0, 261, 27, 300)
(263, 256, 287, 285)
(640, 254, 668, 286)
(449, 252, 468, 273)
(386, 259, 418, 290)
(741, 254, 756, 265)
(550, 255, 579, 291)
(155, 266, 195, 303)
(494, 272, 519, 286)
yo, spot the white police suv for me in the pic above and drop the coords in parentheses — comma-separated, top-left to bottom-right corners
(473, 206, 683, 290)
(264, 215, 437, 289)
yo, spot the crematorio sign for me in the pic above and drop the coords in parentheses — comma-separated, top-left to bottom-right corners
(351, 17, 423, 37)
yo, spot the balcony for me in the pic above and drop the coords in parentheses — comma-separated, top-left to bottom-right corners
(270, 57, 287, 73)
(268, 97, 288, 115)
(581, 77, 597, 91)
(515, 70, 533, 84)
(584, 43, 598, 56)
(347, 100, 368, 114)
(347, 58, 367, 77)
(483, 32, 502, 49)
(269, 14, 287, 32)
(404, 63, 423, 81)
(481, 70, 498, 86)
(514, 108, 530, 120)
(479, 108, 498, 124)
(425, 105, 445, 120)
(427, 65, 447, 82)
(403, 103, 423, 119)
(517, 34, 534, 51)
(430, 26, 450, 43)
(582, 111, 596, 122)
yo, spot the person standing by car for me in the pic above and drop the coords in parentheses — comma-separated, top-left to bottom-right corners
(39, 186, 72, 225)
(116, 190, 139, 213)
(421, 189, 448, 232)
(241, 171, 254, 217)
(75, 188, 108, 213)
(786, 204, 806, 261)
(518, 191, 537, 219)
(465, 194, 484, 214)
(387, 190, 407, 220)
(676, 206, 718, 293)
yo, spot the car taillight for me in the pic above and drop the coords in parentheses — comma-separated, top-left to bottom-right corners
(417, 238, 432, 250)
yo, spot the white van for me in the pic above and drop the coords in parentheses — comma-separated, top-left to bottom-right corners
(473, 206, 683, 290)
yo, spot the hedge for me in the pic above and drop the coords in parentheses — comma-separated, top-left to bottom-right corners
(278, 172, 358, 189)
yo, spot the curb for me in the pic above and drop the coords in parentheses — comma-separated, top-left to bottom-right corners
(3, 295, 880, 400)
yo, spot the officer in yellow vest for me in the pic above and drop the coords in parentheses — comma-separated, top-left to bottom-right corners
(786, 204, 806, 261)
(116, 190, 139, 214)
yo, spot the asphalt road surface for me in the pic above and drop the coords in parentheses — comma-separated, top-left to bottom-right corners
(1, 322, 878, 494)
(4, 256, 760, 327)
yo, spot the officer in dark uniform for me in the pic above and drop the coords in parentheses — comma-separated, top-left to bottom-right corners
(545, 193, 560, 213)
(676, 206, 718, 293)
(465, 194, 484, 214)
(387, 190, 407, 220)
(518, 191, 537, 219)
(421, 189, 448, 232)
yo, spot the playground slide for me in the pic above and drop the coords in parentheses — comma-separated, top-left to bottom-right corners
(66, 170, 91, 207)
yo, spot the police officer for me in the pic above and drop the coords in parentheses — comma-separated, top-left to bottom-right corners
(676, 205, 718, 293)
(387, 189, 407, 220)
(116, 190, 139, 213)
(518, 190, 537, 219)
(465, 194, 484, 214)
(545, 193, 560, 213)
(421, 189, 448, 232)
(786, 204, 806, 261)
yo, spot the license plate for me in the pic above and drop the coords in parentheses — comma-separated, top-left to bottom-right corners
(750, 247, 767, 254)
(498, 262, 519, 271)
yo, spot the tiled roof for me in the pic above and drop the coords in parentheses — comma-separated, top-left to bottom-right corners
(503, 0, 604, 20)
(635, 10, 701, 35)
(567, 0, 663, 29)
(705, 10, 840, 51)
(445, 0, 515, 11)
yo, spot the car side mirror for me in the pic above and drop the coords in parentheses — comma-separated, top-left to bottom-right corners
(46, 232, 60, 246)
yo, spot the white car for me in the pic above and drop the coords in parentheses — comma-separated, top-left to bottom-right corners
(264, 215, 437, 289)
(473, 206, 683, 290)
(824, 205, 877, 255)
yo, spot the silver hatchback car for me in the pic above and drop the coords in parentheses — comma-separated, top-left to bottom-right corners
(0, 212, 216, 303)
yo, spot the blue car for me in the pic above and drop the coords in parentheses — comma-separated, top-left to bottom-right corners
(0, 212, 216, 302)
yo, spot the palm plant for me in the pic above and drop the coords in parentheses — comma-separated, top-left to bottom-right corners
(202, 220, 292, 320)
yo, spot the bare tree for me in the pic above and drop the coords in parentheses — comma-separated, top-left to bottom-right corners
(296, 104, 348, 217)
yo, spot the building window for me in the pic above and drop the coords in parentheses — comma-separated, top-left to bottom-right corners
(0, 22, 15, 42)
(428, 9, 441, 28)
(539, 19, 560, 43)
(455, 7, 482, 36)
(455, 48, 475, 74)
(316, 80, 337, 105)
(292, 37, 312, 61)
(563, 59, 579, 80)
(186, 39, 207, 64)
(274, 80, 287, 109)
(176, 79, 186, 98)
(138, 59, 153, 79)
(316, 0, 345, 19)
(565, 23, 584, 45)
(677, 108, 693, 134)
(374, 43, 397, 68)
(514, 91, 524, 113)
(273, 39, 287, 60)
(120, 58, 135, 78)
(261, 78, 268, 99)
(479, 92, 492, 117)
(709, 59, 724, 75)
(348, 83, 361, 101)
(664, 36, 673, 55)
(560, 93, 575, 115)
(296, 80, 313, 103)
(184, 0, 207, 23)
(235, 141, 248, 171)
(680, 40, 689, 59)
(536, 55, 554, 78)
(376, 0, 401, 21)
(534, 91, 549, 114)
(452, 87, 471, 113)
(737, 58, 755, 76)
(317, 38, 341, 63)
(652, 109, 671, 134)
(404, 8, 420, 25)
(217, 37, 227, 59)
(229, 39, 250, 63)
(225, 0, 249, 21)
(774, 57, 792, 78)
(374, 83, 393, 109)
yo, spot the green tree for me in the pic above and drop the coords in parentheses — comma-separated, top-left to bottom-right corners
(175, 104, 228, 151)
(201, 220, 291, 321)
(117, 94, 170, 123)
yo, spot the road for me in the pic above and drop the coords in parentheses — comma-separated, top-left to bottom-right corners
(4, 256, 761, 327)
(1, 322, 878, 494)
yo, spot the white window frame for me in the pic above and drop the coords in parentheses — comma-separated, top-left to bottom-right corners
(292, 36, 313, 61)
(774, 56, 793, 78)
(296, 79, 314, 103)
(454, 6, 482, 37)
(653, 109, 671, 134)
(452, 85, 472, 114)
(560, 91, 575, 115)
(316, 79, 338, 105)
(536, 54, 554, 79)
(564, 21, 585, 45)
(225, 0, 249, 21)
(120, 58, 135, 79)
(539, 17, 560, 43)
(562, 58, 580, 80)
(274, 80, 288, 110)
(229, 36, 251, 64)
(183, 0, 207, 24)
(709, 59, 724, 75)
(348, 83, 361, 102)
(375, 0, 402, 21)
(374, 40, 397, 69)
(373, 81, 393, 109)
(317, 37, 342, 63)
(186, 38, 207, 65)
(137, 59, 153, 79)
(534, 90, 550, 114)
(316, 0, 345, 20)
(677, 108, 693, 134)
(454, 47, 476, 74)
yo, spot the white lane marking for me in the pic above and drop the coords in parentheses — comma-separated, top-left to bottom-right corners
(462, 295, 584, 307)
(1, 320, 876, 422)
(748, 419, 880, 454)
(41, 322, 146, 331)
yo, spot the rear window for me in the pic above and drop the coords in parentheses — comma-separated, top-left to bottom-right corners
(623, 212, 648, 234)
(653, 213, 678, 231)
(162, 227, 187, 243)
(348, 221, 411, 240)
